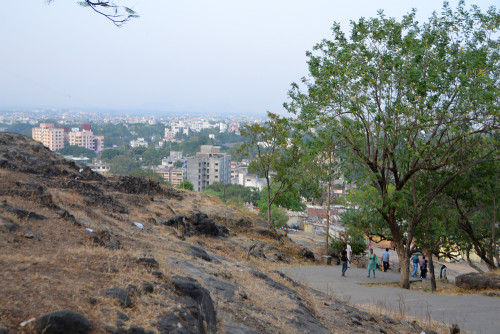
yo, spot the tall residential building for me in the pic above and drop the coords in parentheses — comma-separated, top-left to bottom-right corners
(161, 151, 184, 168)
(186, 145, 231, 192)
(155, 167, 184, 186)
(32, 123, 65, 151)
(67, 124, 104, 154)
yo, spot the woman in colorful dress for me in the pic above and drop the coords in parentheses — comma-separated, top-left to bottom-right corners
(367, 248, 378, 278)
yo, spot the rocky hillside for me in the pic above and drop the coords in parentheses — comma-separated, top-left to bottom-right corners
(0, 133, 429, 334)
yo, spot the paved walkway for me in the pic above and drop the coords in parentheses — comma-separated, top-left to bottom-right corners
(280, 265, 500, 334)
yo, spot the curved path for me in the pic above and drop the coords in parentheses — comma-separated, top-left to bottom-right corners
(280, 265, 500, 334)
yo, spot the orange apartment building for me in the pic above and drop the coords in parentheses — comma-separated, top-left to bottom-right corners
(32, 123, 65, 151)
(155, 168, 184, 186)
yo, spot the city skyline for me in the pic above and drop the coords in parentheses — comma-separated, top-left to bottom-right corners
(1, 1, 497, 115)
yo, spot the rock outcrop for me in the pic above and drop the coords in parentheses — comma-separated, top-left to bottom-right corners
(455, 273, 500, 290)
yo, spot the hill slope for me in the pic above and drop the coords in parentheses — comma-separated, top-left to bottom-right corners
(0, 133, 426, 334)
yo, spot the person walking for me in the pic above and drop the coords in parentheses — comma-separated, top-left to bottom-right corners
(367, 248, 378, 278)
(341, 244, 349, 277)
(346, 240, 352, 268)
(411, 253, 420, 277)
(420, 259, 428, 279)
(419, 256, 426, 273)
(382, 248, 390, 272)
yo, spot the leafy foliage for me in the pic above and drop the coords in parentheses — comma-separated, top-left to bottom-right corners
(330, 227, 366, 256)
(129, 168, 168, 184)
(109, 154, 137, 174)
(240, 112, 306, 225)
(57, 145, 97, 159)
(257, 200, 289, 228)
(286, 1, 499, 287)
(176, 180, 194, 191)
(203, 182, 261, 205)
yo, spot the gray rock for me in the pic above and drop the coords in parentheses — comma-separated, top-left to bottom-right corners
(136, 258, 159, 269)
(141, 282, 154, 294)
(252, 227, 282, 240)
(126, 325, 145, 334)
(0, 218, 18, 233)
(24, 227, 41, 241)
(155, 312, 199, 334)
(102, 288, 132, 308)
(34, 310, 90, 334)
(456, 273, 500, 290)
(0, 322, 8, 334)
(163, 212, 228, 237)
(188, 244, 211, 262)
(116, 311, 129, 321)
(382, 315, 398, 324)
(297, 246, 315, 261)
(172, 276, 217, 334)
(104, 326, 120, 334)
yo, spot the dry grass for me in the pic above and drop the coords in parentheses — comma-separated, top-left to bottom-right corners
(0, 156, 457, 334)
(358, 298, 457, 334)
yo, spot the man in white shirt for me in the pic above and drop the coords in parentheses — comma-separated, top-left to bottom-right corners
(346, 240, 352, 267)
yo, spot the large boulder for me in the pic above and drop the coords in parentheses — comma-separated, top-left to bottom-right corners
(455, 273, 500, 290)
(163, 212, 228, 237)
(34, 310, 90, 334)
(351, 254, 368, 269)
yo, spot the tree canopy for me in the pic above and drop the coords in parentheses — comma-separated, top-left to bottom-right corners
(286, 1, 499, 288)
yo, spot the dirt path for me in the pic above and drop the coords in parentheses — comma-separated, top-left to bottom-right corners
(280, 265, 500, 334)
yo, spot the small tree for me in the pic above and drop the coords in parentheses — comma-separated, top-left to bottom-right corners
(176, 180, 194, 191)
(331, 227, 366, 256)
(240, 112, 304, 226)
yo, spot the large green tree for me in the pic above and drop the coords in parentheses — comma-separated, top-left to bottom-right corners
(286, 1, 499, 288)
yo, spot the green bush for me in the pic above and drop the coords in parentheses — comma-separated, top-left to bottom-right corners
(330, 227, 366, 256)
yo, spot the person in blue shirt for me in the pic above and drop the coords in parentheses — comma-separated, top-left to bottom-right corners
(382, 248, 390, 272)
(411, 254, 420, 277)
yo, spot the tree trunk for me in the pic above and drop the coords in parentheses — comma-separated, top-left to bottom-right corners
(396, 243, 410, 289)
(326, 178, 331, 255)
(466, 245, 485, 273)
(267, 197, 272, 226)
(266, 177, 272, 226)
(427, 250, 436, 292)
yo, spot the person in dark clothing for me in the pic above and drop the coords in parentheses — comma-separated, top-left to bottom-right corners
(420, 259, 428, 279)
(341, 244, 349, 277)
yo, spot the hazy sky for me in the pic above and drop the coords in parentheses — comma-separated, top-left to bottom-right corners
(0, 1, 497, 115)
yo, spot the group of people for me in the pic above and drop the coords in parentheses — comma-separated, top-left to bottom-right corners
(340, 243, 449, 281)
(411, 254, 428, 279)
(341, 242, 392, 278)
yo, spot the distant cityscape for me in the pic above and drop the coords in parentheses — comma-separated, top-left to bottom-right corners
(0, 107, 269, 193)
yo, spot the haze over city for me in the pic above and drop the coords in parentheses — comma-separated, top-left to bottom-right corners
(1, 0, 496, 115)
